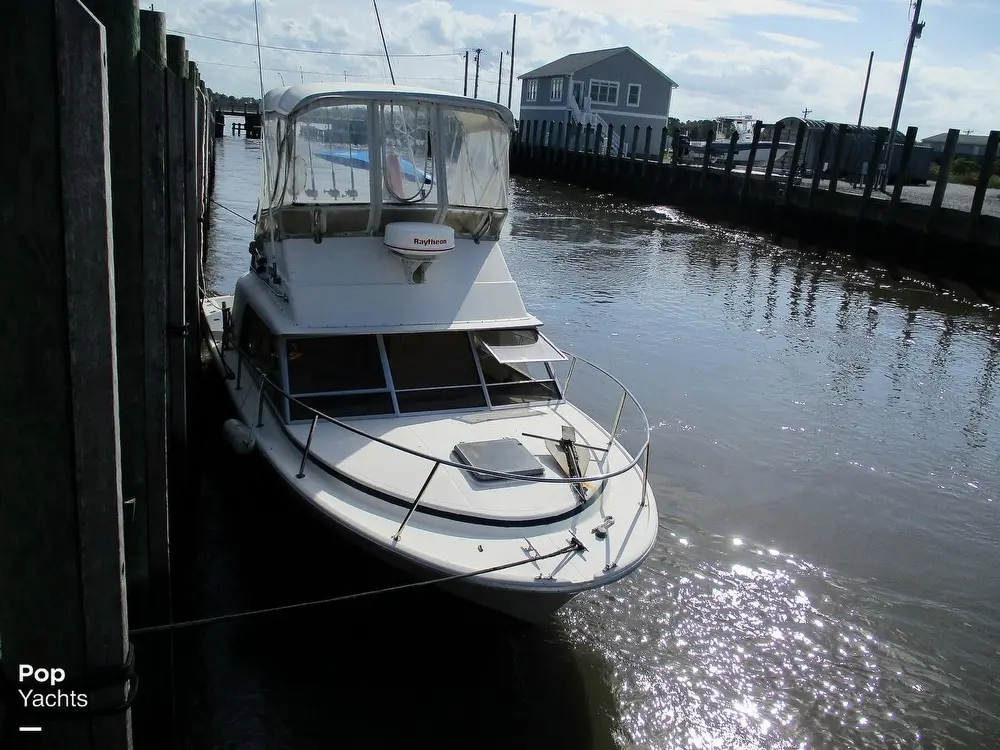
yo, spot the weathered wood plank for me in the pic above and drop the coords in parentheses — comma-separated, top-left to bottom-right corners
(55, 0, 132, 746)
(165, 69, 189, 525)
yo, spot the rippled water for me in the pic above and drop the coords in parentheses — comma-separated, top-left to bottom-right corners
(160, 128, 1000, 750)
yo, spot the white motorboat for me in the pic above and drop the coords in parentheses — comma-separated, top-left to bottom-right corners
(686, 114, 795, 168)
(201, 83, 658, 623)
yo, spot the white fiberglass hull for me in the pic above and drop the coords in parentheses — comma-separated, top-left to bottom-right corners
(202, 298, 658, 624)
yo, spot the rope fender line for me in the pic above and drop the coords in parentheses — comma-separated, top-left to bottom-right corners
(130, 537, 586, 637)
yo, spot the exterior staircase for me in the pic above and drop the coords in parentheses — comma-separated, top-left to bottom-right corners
(566, 95, 625, 156)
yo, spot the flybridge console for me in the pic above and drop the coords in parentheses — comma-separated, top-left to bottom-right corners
(383, 222, 456, 284)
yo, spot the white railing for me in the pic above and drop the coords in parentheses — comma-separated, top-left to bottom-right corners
(217, 322, 652, 541)
(567, 95, 624, 156)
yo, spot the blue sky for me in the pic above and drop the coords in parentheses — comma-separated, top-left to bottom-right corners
(152, 0, 999, 134)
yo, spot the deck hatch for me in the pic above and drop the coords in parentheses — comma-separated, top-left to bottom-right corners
(452, 438, 546, 482)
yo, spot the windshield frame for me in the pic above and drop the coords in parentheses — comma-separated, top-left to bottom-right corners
(257, 95, 511, 241)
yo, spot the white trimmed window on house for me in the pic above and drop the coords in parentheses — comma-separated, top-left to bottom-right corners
(589, 80, 618, 106)
(550, 78, 563, 101)
(526, 79, 538, 102)
(627, 83, 641, 107)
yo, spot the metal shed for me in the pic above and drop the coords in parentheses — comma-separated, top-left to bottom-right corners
(773, 117, 934, 185)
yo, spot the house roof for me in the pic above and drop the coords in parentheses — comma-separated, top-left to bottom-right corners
(518, 46, 678, 87)
(921, 132, 992, 146)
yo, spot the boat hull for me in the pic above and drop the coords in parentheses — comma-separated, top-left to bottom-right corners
(229, 413, 600, 624)
(201, 296, 656, 625)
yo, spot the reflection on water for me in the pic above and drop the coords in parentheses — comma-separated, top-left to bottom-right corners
(173, 135, 1000, 749)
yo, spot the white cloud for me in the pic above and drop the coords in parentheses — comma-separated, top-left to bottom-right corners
(149, 0, 1000, 134)
(755, 31, 822, 49)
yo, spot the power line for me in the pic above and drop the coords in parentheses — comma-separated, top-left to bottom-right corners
(166, 29, 462, 58)
(197, 59, 469, 83)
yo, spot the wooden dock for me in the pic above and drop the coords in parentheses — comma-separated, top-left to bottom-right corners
(510, 120, 1000, 289)
(1, 3, 217, 748)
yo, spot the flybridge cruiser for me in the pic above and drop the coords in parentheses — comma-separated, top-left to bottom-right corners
(202, 83, 658, 623)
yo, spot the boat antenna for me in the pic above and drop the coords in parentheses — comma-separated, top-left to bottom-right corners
(253, 0, 279, 284)
(372, 0, 395, 84)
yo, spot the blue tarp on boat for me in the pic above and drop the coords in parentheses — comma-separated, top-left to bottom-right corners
(314, 148, 431, 183)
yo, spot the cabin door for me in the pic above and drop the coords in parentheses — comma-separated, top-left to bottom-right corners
(572, 81, 584, 109)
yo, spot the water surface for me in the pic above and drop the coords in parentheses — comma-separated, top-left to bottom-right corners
(165, 128, 1000, 749)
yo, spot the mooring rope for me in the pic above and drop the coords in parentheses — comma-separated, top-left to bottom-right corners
(129, 538, 584, 636)
(210, 197, 255, 224)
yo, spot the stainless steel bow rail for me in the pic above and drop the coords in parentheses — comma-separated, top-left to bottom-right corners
(212, 322, 653, 542)
(127, 538, 585, 636)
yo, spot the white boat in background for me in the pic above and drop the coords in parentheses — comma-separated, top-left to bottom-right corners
(201, 83, 659, 623)
(686, 114, 795, 167)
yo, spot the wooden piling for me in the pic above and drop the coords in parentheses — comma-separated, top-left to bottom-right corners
(826, 124, 850, 201)
(641, 126, 652, 179)
(139, 7, 165, 65)
(968, 130, 1000, 239)
(859, 127, 888, 219)
(927, 128, 960, 232)
(762, 122, 783, 187)
(184, 74, 202, 382)
(164, 39, 189, 545)
(887, 126, 918, 221)
(700, 130, 714, 188)
(1, 1, 132, 746)
(740, 122, 763, 201)
(137, 8, 172, 626)
(807, 122, 833, 210)
(655, 127, 668, 182)
(723, 132, 738, 193)
(85, 0, 147, 613)
(166, 33, 186, 78)
(783, 121, 807, 203)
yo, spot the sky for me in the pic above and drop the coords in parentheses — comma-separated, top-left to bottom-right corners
(149, 0, 1000, 135)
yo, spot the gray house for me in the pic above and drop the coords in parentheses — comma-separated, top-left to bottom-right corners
(517, 46, 678, 155)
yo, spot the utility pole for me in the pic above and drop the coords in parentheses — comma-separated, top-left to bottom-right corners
(463, 50, 469, 96)
(473, 48, 482, 98)
(802, 107, 812, 120)
(507, 14, 516, 109)
(857, 51, 874, 127)
(883, 0, 925, 189)
(496, 51, 503, 103)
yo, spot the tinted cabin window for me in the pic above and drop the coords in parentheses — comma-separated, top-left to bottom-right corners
(239, 306, 281, 385)
(383, 332, 486, 413)
(285, 335, 393, 420)
(286, 336, 385, 393)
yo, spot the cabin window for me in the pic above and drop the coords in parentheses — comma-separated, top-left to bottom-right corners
(285, 335, 393, 420)
(383, 332, 487, 413)
(525, 80, 538, 102)
(239, 306, 281, 385)
(550, 79, 563, 101)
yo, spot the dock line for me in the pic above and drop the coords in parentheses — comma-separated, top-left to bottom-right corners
(129, 538, 585, 636)
(210, 197, 255, 224)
